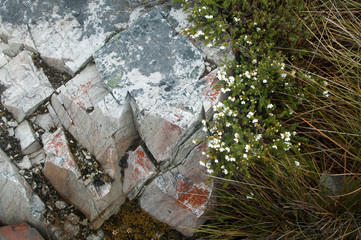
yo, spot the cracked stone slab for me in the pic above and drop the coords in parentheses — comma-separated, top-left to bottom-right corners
(14, 120, 42, 155)
(156, 1, 234, 66)
(0, 149, 46, 236)
(0, 0, 156, 75)
(139, 125, 213, 237)
(42, 128, 126, 229)
(94, 8, 205, 163)
(50, 64, 138, 175)
(123, 145, 156, 200)
(0, 50, 53, 122)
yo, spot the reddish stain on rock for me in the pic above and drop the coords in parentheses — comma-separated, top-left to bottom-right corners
(46, 131, 74, 168)
(0, 222, 45, 240)
(175, 178, 210, 216)
(135, 148, 151, 172)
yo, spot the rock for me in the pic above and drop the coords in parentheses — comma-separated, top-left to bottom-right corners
(0, 40, 10, 68)
(123, 146, 156, 200)
(156, 1, 233, 66)
(94, 8, 205, 163)
(7, 121, 18, 127)
(54, 201, 67, 210)
(28, 149, 46, 166)
(139, 125, 213, 237)
(35, 113, 55, 132)
(15, 120, 42, 155)
(0, 149, 46, 237)
(42, 128, 126, 229)
(16, 155, 32, 170)
(63, 221, 79, 237)
(0, 50, 53, 122)
(0, 222, 45, 240)
(50, 64, 138, 175)
(7, 127, 14, 137)
(0, 0, 152, 75)
(66, 213, 80, 225)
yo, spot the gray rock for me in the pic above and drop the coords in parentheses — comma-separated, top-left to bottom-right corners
(55, 201, 67, 210)
(15, 120, 42, 155)
(16, 155, 33, 170)
(28, 149, 46, 166)
(94, 8, 205, 163)
(0, 50, 53, 122)
(42, 128, 126, 229)
(35, 113, 55, 131)
(0, 0, 152, 75)
(50, 64, 138, 176)
(0, 149, 47, 236)
(7, 127, 14, 137)
(123, 145, 156, 200)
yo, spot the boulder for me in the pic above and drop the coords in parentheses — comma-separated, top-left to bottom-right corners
(42, 128, 126, 229)
(94, 8, 205, 163)
(0, 222, 45, 240)
(123, 145, 156, 200)
(49, 64, 138, 175)
(0, 50, 53, 122)
(0, 149, 46, 236)
(15, 120, 42, 155)
(0, 0, 153, 75)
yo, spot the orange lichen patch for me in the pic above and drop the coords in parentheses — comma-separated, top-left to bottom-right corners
(197, 142, 207, 151)
(135, 148, 151, 172)
(0, 222, 45, 240)
(175, 178, 211, 216)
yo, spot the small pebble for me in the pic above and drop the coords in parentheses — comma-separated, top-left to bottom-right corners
(55, 200, 67, 210)
(7, 121, 18, 127)
(7, 127, 14, 137)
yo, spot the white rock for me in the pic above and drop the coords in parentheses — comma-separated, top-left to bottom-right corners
(0, 149, 46, 236)
(42, 128, 126, 229)
(16, 155, 32, 170)
(35, 113, 55, 131)
(0, 50, 53, 122)
(15, 120, 41, 155)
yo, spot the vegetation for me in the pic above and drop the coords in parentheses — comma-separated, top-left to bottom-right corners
(176, 0, 361, 239)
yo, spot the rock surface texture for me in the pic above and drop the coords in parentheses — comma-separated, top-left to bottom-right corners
(0, 222, 45, 240)
(0, 0, 226, 238)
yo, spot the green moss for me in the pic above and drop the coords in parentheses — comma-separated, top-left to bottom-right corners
(102, 200, 186, 240)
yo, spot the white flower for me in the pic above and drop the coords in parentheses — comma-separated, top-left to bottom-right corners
(234, 17, 240, 22)
(220, 45, 226, 50)
(205, 15, 213, 19)
(255, 134, 262, 141)
(284, 82, 289, 86)
(202, 6, 207, 9)
(252, 119, 258, 124)
(223, 168, 228, 174)
(272, 145, 278, 149)
(202, 119, 207, 126)
(294, 161, 300, 167)
(323, 91, 329, 98)
(225, 122, 231, 127)
(252, 59, 257, 64)
(219, 148, 225, 152)
(263, 79, 267, 83)
(206, 43, 213, 48)
(243, 154, 248, 159)
(214, 159, 218, 163)
(247, 112, 254, 118)
(192, 139, 197, 144)
(202, 151, 206, 155)
(199, 161, 205, 166)
(241, 100, 246, 104)
(230, 157, 236, 162)
(228, 96, 235, 102)
(244, 71, 251, 79)
(250, 85, 255, 89)
(207, 168, 214, 174)
(267, 103, 274, 109)
(281, 73, 287, 78)
(245, 145, 250, 152)
(256, 27, 261, 32)
(246, 192, 254, 199)
(202, 127, 208, 132)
